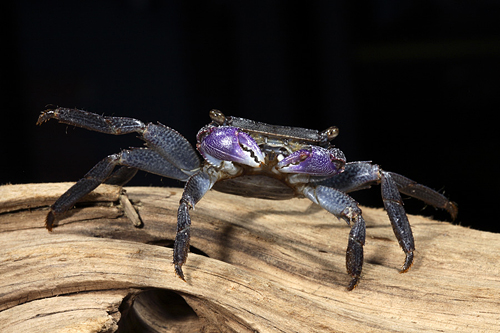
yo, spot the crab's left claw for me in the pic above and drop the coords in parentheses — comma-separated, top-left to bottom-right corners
(197, 126, 265, 167)
(278, 146, 346, 176)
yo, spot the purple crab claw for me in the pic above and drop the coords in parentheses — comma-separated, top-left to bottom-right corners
(197, 126, 265, 167)
(277, 146, 346, 176)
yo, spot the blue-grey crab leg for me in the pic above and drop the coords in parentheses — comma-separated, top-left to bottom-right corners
(174, 170, 216, 280)
(319, 161, 458, 274)
(37, 107, 201, 173)
(301, 185, 366, 290)
(380, 171, 414, 272)
(38, 108, 201, 230)
(103, 166, 139, 186)
(46, 155, 119, 230)
(318, 162, 381, 193)
(44, 148, 197, 230)
(318, 162, 414, 271)
(388, 172, 458, 220)
(319, 162, 458, 219)
(37, 107, 146, 134)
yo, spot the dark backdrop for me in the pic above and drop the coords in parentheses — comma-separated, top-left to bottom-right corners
(2, 1, 499, 232)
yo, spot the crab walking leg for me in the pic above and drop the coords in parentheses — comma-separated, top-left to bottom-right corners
(345, 215, 366, 290)
(319, 163, 415, 273)
(104, 166, 139, 186)
(320, 162, 458, 274)
(174, 171, 216, 280)
(302, 185, 366, 290)
(388, 171, 458, 220)
(37, 107, 147, 134)
(320, 162, 457, 219)
(46, 156, 117, 230)
(45, 148, 195, 230)
(318, 162, 381, 192)
(37, 108, 201, 173)
(380, 171, 415, 272)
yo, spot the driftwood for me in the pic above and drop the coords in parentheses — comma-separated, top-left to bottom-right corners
(0, 183, 499, 332)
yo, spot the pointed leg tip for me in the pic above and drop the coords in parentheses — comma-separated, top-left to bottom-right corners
(447, 201, 459, 221)
(174, 264, 186, 282)
(45, 211, 56, 232)
(399, 252, 414, 273)
(37, 110, 56, 125)
(347, 276, 360, 291)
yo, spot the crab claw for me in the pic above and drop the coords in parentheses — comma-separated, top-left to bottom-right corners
(277, 146, 346, 176)
(197, 126, 265, 167)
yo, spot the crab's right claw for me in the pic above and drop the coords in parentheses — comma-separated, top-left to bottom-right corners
(197, 126, 265, 167)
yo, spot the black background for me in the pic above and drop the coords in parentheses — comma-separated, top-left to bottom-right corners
(2, 1, 499, 232)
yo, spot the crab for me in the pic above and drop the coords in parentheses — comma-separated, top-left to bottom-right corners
(37, 107, 457, 290)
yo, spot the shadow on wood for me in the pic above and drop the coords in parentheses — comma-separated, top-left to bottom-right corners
(0, 183, 499, 332)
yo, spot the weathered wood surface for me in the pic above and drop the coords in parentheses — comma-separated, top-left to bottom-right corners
(0, 183, 499, 332)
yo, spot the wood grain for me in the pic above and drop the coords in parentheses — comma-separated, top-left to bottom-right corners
(0, 183, 498, 332)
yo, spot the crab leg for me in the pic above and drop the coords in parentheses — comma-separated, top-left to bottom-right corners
(45, 148, 196, 230)
(319, 162, 415, 272)
(45, 155, 118, 230)
(388, 172, 458, 220)
(320, 162, 458, 274)
(174, 170, 216, 280)
(380, 171, 415, 272)
(320, 162, 457, 219)
(37, 108, 202, 229)
(318, 162, 381, 192)
(346, 215, 366, 290)
(104, 166, 139, 186)
(37, 108, 201, 173)
(302, 185, 366, 290)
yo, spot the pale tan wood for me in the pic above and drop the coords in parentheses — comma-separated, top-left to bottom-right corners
(0, 183, 121, 214)
(0, 183, 499, 332)
(0, 291, 128, 333)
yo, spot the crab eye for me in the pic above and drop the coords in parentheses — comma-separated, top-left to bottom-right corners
(322, 126, 339, 141)
(209, 109, 226, 125)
